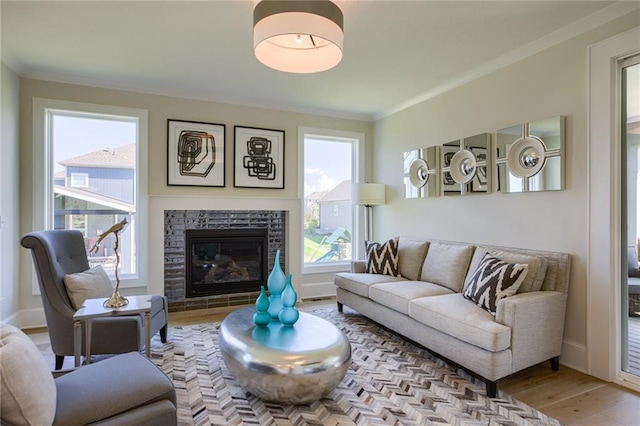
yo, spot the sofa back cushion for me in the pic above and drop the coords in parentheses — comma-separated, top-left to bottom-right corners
(421, 242, 474, 292)
(464, 247, 548, 293)
(398, 239, 429, 281)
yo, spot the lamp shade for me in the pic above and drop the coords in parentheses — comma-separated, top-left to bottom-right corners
(253, 0, 344, 73)
(352, 183, 386, 206)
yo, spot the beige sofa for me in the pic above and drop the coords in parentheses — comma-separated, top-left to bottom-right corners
(334, 237, 571, 398)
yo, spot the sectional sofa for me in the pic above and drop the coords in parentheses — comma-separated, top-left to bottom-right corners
(334, 237, 571, 397)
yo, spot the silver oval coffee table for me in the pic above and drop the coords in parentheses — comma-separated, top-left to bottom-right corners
(219, 306, 351, 405)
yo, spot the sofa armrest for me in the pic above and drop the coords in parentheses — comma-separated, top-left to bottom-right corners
(495, 291, 568, 372)
(352, 260, 366, 273)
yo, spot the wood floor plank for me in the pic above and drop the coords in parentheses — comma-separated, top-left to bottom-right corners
(540, 384, 640, 425)
(501, 367, 609, 409)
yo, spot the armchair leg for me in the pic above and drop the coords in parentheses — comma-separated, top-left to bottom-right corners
(55, 355, 65, 370)
(337, 302, 343, 313)
(550, 356, 560, 371)
(160, 325, 168, 343)
(485, 380, 498, 398)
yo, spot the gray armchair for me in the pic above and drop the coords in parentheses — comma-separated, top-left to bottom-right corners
(21, 229, 168, 369)
(0, 324, 177, 425)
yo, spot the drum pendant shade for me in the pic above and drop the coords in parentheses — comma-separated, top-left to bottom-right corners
(253, 0, 344, 73)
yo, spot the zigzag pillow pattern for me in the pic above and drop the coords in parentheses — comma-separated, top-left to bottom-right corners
(463, 254, 529, 316)
(365, 237, 400, 277)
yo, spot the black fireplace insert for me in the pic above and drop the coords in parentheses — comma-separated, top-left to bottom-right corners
(185, 228, 268, 297)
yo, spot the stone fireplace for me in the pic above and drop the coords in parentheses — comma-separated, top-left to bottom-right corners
(164, 210, 286, 312)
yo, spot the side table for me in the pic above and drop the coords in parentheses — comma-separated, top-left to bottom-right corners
(73, 295, 153, 367)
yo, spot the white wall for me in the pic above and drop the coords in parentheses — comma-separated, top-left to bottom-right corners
(1, 63, 20, 322)
(372, 12, 640, 373)
(16, 79, 373, 321)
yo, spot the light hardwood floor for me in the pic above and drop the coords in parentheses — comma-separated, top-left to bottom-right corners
(28, 298, 640, 426)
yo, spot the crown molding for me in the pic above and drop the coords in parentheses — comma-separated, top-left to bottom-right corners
(375, 1, 640, 121)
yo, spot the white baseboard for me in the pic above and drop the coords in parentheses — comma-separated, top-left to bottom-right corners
(2, 307, 46, 330)
(300, 281, 336, 300)
(560, 338, 587, 373)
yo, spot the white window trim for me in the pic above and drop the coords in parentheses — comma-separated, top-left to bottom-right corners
(588, 27, 640, 392)
(32, 98, 149, 293)
(298, 126, 365, 275)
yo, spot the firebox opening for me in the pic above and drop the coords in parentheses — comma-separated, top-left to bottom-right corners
(185, 228, 268, 297)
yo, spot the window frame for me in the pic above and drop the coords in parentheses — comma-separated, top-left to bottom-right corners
(298, 127, 365, 275)
(32, 98, 149, 293)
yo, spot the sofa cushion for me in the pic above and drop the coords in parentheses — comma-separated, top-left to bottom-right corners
(463, 254, 528, 316)
(63, 265, 114, 309)
(420, 242, 474, 292)
(465, 248, 547, 293)
(398, 239, 429, 281)
(370, 281, 454, 315)
(409, 294, 512, 352)
(335, 272, 406, 298)
(0, 324, 57, 426)
(365, 237, 400, 277)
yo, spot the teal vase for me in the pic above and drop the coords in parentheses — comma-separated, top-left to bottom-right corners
(253, 286, 271, 327)
(267, 250, 287, 319)
(278, 274, 299, 326)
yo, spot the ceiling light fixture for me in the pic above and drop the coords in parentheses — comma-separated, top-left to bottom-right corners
(253, 0, 344, 74)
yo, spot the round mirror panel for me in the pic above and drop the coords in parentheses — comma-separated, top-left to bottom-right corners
(449, 149, 476, 184)
(409, 158, 429, 188)
(507, 136, 546, 178)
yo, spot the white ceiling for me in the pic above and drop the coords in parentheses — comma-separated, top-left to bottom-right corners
(2, 1, 634, 121)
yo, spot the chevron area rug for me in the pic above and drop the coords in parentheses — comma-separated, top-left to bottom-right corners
(150, 308, 561, 426)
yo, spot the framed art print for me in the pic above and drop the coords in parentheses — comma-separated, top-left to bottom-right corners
(167, 119, 225, 187)
(234, 126, 285, 189)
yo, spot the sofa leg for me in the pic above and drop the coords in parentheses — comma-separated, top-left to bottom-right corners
(55, 355, 65, 370)
(160, 325, 168, 343)
(550, 356, 560, 371)
(337, 302, 343, 313)
(485, 380, 498, 398)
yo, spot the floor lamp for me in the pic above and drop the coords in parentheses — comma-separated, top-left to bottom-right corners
(352, 183, 386, 243)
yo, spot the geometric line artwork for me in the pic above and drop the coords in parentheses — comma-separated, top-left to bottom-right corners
(242, 137, 276, 181)
(234, 126, 284, 189)
(150, 309, 562, 426)
(177, 131, 215, 177)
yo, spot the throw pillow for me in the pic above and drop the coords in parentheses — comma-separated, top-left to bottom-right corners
(0, 324, 57, 426)
(463, 254, 529, 316)
(63, 265, 114, 309)
(365, 237, 400, 277)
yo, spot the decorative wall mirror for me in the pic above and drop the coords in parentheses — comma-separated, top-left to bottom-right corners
(495, 116, 564, 193)
(441, 133, 490, 196)
(403, 146, 440, 198)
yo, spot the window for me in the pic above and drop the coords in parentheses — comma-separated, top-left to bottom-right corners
(33, 99, 148, 290)
(70, 173, 89, 188)
(300, 128, 364, 269)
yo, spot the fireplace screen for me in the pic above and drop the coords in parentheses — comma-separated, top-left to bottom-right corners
(185, 228, 267, 297)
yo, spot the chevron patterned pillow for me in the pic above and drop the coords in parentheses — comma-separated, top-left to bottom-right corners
(365, 237, 400, 277)
(463, 254, 529, 316)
